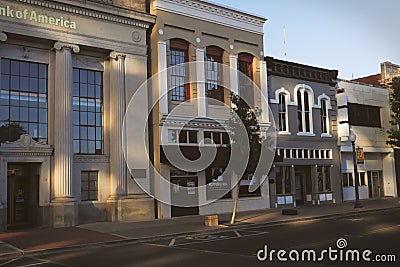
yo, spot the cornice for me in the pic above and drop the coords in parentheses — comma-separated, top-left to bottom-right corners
(160, 115, 227, 130)
(10, 0, 155, 29)
(153, 0, 265, 34)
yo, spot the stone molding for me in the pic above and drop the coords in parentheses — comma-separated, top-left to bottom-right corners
(13, 0, 155, 28)
(109, 51, 127, 60)
(53, 42, 80, 53)
(0, 134, 53, 156)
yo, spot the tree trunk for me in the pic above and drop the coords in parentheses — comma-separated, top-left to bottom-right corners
(230, 183, 240, 224)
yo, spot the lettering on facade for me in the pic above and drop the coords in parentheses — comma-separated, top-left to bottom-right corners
(0, 5, 77, 29)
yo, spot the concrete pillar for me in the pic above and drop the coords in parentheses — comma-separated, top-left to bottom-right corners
(229, 54, 238, 96)
(260, 60, 269, 123)
(196, 48, 206, 117)
(51, 42, 79, 227)
(0, 32, 6, 231)
(109, 51, 127, 198)
(291, 165, 296, 207)
(158, 41, 168, 114)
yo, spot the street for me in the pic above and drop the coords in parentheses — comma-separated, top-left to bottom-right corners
(1, 209, 399, 267)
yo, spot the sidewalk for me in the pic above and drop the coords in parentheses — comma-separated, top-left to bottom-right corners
(1, 198, 399, 258)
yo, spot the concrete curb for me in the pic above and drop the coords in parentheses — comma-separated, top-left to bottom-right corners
(19, 205, 400, 258)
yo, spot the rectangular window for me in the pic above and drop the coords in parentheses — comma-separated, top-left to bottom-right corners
(317, 166, 331, 192)
(348, 103, 381, 128)
(169, 40, 189, 102)
(176, 130, 198, 144)
(205, 167, 231, 200)
(0, 59, 48, 143)
(73, 68, 103, 154)
(203, 131, 230, 145)
(238, 54, 254, 107)
(342, 173, 354, 187)
(239, 174, 261, 197)
(81, 171, 98, 201)
(206, 47, 224, 104)
(275, 166, 291, 194)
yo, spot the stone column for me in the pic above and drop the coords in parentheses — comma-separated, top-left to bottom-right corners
(196, 48, 206, 117)
(107, 51, 128, 221)
(312, 165, 319, 205)
(51, 42, 79, 227)
(109, 51, 127, 198)
(260, 61, 269, 123)
(158, 41, 168, 114)
(229, 54, 239, 96)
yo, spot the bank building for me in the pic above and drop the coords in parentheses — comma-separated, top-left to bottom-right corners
(0, 0, 275, 230)
(0, 0, 155, 231)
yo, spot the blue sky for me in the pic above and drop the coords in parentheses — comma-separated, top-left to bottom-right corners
(209, 0, 400, 80)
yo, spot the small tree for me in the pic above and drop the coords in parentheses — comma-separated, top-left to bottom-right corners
(387, 77, 400, 146)
(228, 94, 262, 224)
(0, 123, 26, 143)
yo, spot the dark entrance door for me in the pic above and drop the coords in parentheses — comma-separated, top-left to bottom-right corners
(295, 172, 305, 205)
(170, 176, 199, 217)
(7, 163, 40, 228)
(368, 171, 384, 198)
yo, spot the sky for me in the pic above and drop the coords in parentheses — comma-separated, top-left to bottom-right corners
(208, 0, 400, 80)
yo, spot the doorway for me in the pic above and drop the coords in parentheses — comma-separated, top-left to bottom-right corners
(170, 175, 199, 217)
(295, 172, 305, 205)
(7, 163, 41, 228)
(368, 171, 384, 198)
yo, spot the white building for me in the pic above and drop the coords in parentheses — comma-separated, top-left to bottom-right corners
(337, 80, 397, 201)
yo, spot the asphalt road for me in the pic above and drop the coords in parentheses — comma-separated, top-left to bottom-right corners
(2, 209, 400, 267)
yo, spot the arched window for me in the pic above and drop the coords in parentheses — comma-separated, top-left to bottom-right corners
(297, 88, 313, 133)
(169, 39, 189, 102)
(320, 99, 329, 134)
(206, 46, 224, 104)
(278, 93, 288, 132)
(238, 53, 254, 107)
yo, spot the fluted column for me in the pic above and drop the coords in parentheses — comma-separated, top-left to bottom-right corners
(109, 51, 127, 197)
(53, 42, 79, 200)
(196, 48, 206, 117)
(260, 60, 269, 123)
(158, 41, 168, 114)
(229, 54, 238, 96)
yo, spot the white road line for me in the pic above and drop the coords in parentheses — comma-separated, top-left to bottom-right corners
(0, 258, 19, 267)
(168, 238, 176, 247)
(16, 261, 48, 267)
(233, 230, 242, 237)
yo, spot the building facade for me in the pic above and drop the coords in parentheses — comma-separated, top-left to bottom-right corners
(150, 0, 272, 218)
(0, 0, 155, 231)
(337, 80, 398, 201)
(266, 57, 341, 207)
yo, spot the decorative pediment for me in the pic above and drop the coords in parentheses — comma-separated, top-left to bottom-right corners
(0, 134, 53, 156)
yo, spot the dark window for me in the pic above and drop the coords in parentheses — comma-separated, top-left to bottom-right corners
(169, 39, 189, 102)
(204, 131, 230, 145)
(297, 90, 303, 132)
(304, 91, 310, 132)
(275, 166, 291, 195)
(348, 103, 381, 128)
(0, 59, 48, 143)
(278, 93, 287, 131)
(320, 99, 328, 133)
(238, 53, 254, 107)
(205, 167, 231, 200)
(239, 174, 261, 197)
(206, 46, 224, 104)
(73, 68, 103, 154)
(81, 171, 98, 201)
(179, 130, 198, 144)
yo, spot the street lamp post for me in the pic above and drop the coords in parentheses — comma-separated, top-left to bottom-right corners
(349, 130, 363, 209)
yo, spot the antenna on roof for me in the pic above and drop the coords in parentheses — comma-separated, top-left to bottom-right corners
(283, 25, 287, 57)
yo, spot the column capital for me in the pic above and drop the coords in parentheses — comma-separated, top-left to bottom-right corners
(0, 32, 7, 42)
(109, 51, 126, 60)
(53, 42, 80, 53)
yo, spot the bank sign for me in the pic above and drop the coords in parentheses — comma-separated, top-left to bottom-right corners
(0, 5, 77, 29)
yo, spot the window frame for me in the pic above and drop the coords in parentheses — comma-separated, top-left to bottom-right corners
(169, 39, 190, 102)
(72, 68, 104, 155)
(0, 58, 48, 143)
(81, 170, 99, 201)
(238, 53, 254, 108)
(205, 46, 224, 104)
(320, 99, 330, 135)
(278, 93, 289, 133)
(296, 88, 314, 135)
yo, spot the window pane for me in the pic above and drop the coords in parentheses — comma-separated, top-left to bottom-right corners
(20, 62, 29, 76)
(1, 59, 10, 74)
(188, 130, 197, 143)
(179, 130, 187, 143)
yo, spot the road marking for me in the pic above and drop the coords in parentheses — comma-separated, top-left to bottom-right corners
(168, 238, 176, 246)
(234, 230, 242, 237)
(0, 258, 19, 267)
